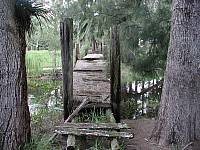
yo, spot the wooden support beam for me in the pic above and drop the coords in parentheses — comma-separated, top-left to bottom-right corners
(111, 139, 120, 150)
(110, 25, 121, 123)
(67, 135, 75, 150)
(66, 119, 76, 150)
(106, 109, 120, 150)
(60, 18, 73, 120)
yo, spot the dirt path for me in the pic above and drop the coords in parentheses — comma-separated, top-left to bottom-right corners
(123, 118, 200, 150)
(123, 118, 170, 150)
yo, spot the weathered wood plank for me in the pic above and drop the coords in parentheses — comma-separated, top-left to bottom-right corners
(74, 60, 106, 71)
(60, 18, 73, 120)
(83, 54, 104, 60)
(56, 122, 130, 130)
(74, 95, 110, 103)
(84, 103, 111, 109)
(55, 128, 133, 138)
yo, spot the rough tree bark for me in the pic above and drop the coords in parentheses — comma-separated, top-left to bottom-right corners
(151, 0, 200, 147)
(0, 1, 31, 149)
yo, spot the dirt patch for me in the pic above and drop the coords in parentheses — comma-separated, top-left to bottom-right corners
(123, 118, 200, 150)
(123, 118, 170, 150)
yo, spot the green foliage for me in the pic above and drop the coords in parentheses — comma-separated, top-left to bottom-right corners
(120, 0, 171, 79)
(80, 40, 90, 58)
(23, 135, 53, 150)
(121, 99, 138, 119)
(146, 88, 162, 118)
(15, 0, 49, 33)
(31, 109, 62, 136)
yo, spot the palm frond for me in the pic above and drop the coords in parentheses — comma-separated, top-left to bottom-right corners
(15, 0, 50, 33)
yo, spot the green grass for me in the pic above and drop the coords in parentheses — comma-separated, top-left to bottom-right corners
(75, 108, 110, 123)
(23, 135, 58, 150)
(26, 50, 61, 76)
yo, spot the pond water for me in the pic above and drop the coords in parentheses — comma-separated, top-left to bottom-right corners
(28, 80, 63, 114)
(28, 79, 161, 119)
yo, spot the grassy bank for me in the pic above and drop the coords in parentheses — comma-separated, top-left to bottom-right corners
(26, 50, 61, 76)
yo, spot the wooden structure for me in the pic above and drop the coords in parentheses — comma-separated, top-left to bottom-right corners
(56, 19, 133, 149)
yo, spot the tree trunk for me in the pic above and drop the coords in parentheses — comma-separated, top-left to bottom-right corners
(151, 0, 200, 147)
(0, 1, 31, 149)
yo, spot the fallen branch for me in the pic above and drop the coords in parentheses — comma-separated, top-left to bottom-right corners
(49, 98, 88, 143)
(182, 142, 193, 150)
(65, 98, 88, 123)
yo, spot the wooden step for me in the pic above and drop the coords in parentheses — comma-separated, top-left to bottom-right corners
(83, 54, 104, 60)
(55, 122, 130, 130)
(55, 128, 133, 138)
(73, 60, 106, 71)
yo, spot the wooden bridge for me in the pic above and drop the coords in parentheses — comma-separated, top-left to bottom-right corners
(51, 18, 133, 150)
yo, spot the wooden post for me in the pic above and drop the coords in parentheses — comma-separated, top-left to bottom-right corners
(106, 109, 120, 150)
(75, 43, 80, 62)
(60, 18, 73, 120)
(141, 81, 145, 115)
(110, 25, 121, 123)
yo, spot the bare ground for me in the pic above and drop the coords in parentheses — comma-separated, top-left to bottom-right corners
(123, 118, 170, 150)
(123, 118, 200, 150)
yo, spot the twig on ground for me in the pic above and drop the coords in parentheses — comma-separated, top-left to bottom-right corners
(182, 142, 193, 150)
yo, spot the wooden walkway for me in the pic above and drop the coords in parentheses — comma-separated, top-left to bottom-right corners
(53, 52, 133, 150)
(73, 53, 110, 109)
(55, 19, 133, 149)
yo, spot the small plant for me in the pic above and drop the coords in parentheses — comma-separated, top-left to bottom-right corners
(75, 108, 109, 123)
(120, 99, 138, 119)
